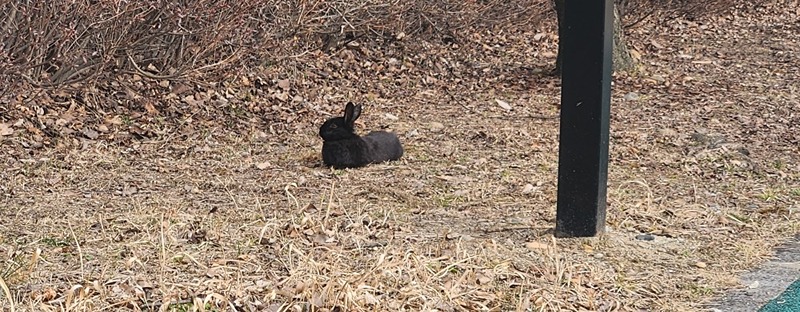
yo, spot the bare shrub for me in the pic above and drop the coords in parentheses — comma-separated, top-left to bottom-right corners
(2, 1, 275, 87)
(618, 0, 772, 27)
(5, 0, 769, 93)
(1, 0, 552, 91)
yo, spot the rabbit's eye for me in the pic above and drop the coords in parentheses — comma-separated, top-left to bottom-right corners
(330, 124, 338, 129)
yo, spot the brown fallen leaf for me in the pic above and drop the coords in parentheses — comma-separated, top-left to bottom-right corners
(82, 128, 100, 140)
(495, 99, 512, 110)
(171, 83, 193, 95)
(476, 272, 493, 285)
(277, 79, 290, 90)
(525, 241, 549, 250)
(106, 116, 124, 125)
(143, 100, 159, 115)
(0, 123, 13, 136)
(694, 261, 708, 268)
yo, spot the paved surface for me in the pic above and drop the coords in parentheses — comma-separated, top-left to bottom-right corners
(709, 235, 800, 312)
(759, 279, 800, 312)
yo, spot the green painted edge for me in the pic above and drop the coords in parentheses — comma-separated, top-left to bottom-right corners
(760, 279, 800, 312)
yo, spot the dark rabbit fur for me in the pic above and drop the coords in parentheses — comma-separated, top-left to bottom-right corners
(319, 102, 403, 168)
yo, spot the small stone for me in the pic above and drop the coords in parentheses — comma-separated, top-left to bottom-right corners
(121, 185, 138, 196)
(658, 128, 678, 137)
(453, 190, 469, 197)
(635, 234, 655, 241)
(385, 113, 399, 121)
(624, 92, 640, 101)
(521, 184, 536, 194)
(593, 253, 605, 259)
(694, 261, 708, 268)
(82, 128, 100, 140)
(429, 122, 445, 133)
(277, 79, 290, 90)
(748, 281, 760, 289)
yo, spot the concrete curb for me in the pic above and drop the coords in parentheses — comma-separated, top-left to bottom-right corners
(708, 234, 800, 312)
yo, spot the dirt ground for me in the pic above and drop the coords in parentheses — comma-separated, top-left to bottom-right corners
(1, 3, 799, 312)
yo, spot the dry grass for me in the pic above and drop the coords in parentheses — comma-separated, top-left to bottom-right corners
(1, 90, 797, 311)
(2, 1, 800, 312)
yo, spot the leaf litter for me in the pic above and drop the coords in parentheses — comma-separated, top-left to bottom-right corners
(0, 2, 799, 312)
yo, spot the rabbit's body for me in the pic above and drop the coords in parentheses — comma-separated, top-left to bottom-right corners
(319, 103, 403, 168)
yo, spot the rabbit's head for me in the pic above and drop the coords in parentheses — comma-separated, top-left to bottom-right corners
(319, 102, 362, 141)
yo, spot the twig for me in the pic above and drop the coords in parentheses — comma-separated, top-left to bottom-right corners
(219, 177, 242, 211)
(324, 180, 335, 226)
(125, 52, 182, 80)
(345, 241, 389, 251)
(523, 114, 559, 120)
(623, 7, 657, 29)
(0, 274, 15, 312)
(66, 219, 85, 280)
(284, 183, 301, 211)
(188, 49, 243, 75)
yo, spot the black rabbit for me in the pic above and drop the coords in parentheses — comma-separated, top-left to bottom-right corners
(319, 102, 403, 168)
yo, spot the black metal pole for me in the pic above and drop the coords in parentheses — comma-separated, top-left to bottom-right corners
(555, 0, 613, 237)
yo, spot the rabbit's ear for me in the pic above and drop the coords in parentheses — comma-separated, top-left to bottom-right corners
(344, 102, 362, 126)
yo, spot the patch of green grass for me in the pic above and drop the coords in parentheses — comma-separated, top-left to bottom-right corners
(226, 103, 247, 118)
(727, 212, 750, 223)
(415, 153, 433, 162)
(168, 302, 192, 312)
(1, 248, 39, 286)
(435, 194, 462, 207)
(40, 237, 69, 247)
(757, 188, 778, 202)
(167, 301, 219, 312)
(1, 257, 23, 281)
(687, 283, 715, 296)
(790, 188, 800, 197)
